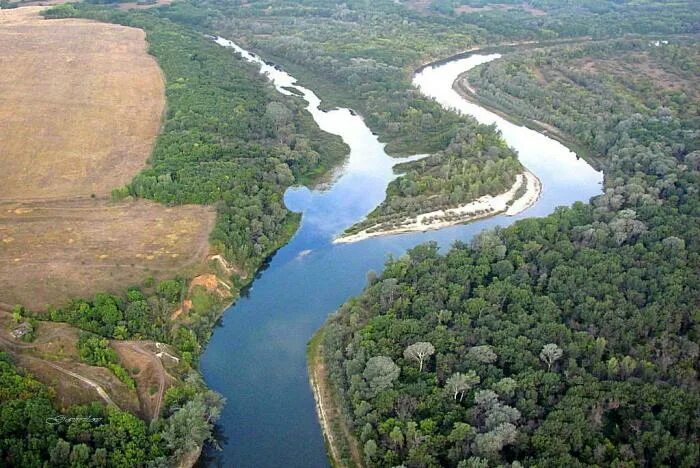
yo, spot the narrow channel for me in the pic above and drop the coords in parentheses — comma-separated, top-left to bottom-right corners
(200, 38, 603, 467)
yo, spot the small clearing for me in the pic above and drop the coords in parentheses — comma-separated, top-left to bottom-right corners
(117, 0, 173, 10)
(112, 340, 176, 421)
(0, 311, 140, 412)
(455, 3, 546, 16)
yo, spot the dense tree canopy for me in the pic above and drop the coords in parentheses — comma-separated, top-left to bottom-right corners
(30, 2, 700, 467)
(0, 353, 160, 467)
(426, 0, 699, 39)
(321, 31, 699, 468)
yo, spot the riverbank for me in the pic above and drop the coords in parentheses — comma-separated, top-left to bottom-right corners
(307, 330, 364, 468)
(334, 171, 541, 244)
(452, 69, 601, 170)
(201, 41, 601, 466)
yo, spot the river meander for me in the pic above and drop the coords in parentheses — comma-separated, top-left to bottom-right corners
(200, 38, 603, 467)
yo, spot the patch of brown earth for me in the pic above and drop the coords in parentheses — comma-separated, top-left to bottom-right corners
(112, 340, 177, 420)
(531, 65, 548, 85)
(0, 311, 140, 412)
(0, 8, 215, 311)
(117, 0, 172, 10)
(572, 52, 698, 96)
(455, 3, 546, 16)
(0, 198, 216, 310)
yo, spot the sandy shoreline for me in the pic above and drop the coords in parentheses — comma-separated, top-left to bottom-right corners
(334, 171, 541, 244)
(307, 331, 364, 467)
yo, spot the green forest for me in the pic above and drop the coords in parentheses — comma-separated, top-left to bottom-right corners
(2, 0, 697, 466)
(345, 129, 522, 235)
(321, 31, 699, 468)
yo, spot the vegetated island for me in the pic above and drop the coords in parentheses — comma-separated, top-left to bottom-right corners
(334, 118, 542, 244)
(335, 170, 541, 244)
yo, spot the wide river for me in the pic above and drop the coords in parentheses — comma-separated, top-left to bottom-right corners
(201, 38, 603, 467)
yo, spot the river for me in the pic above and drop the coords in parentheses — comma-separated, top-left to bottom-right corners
(200, 38, 603, 467)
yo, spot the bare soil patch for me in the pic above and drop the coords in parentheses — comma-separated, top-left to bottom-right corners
(0, 198, 215, 310)
(0, 310, 140, 412)
(117, 0, 172, 10)
(0, 8, 215, 310)
(0, 7, 163, 201)
(402, 0, 432, 13)
(570, 53, 698, 97)
(531, 65, 548, 85)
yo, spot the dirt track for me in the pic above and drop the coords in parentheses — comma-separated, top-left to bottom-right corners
(0, 311, 171, 415)
(0, 334, 118, 409)
(113, 340, 171, 420)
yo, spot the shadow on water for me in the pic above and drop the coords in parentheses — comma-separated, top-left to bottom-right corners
(200, 37, 603, 468)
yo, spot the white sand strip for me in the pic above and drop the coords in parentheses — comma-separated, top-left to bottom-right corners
(334, 171, 541, 244)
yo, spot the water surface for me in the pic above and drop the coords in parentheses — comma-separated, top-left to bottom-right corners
(201, 39, 603, 467)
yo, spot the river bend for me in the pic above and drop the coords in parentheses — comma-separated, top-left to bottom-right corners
(200, 38, 603, 467)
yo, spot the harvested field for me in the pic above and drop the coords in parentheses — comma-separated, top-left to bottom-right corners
(0, 8, 215, 310)
(0, 7, 164, 200)
(0, 199, 215, 310)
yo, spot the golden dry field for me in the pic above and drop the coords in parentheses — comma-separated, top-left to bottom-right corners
(0, 8, 215, 310)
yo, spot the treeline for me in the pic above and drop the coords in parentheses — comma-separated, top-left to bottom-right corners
(428, 0, 699, 40)
(44, 279, 221, 366)
(0, 352, 223, 467)
(47, 2, 347, 277)
(321, 36, 699, 467)
(172, 0, 485, 155)
(77, 333, 136, 389)
(346, 128, 521, 234)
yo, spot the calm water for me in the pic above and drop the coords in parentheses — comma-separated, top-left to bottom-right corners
(200, 39, 603, 467)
